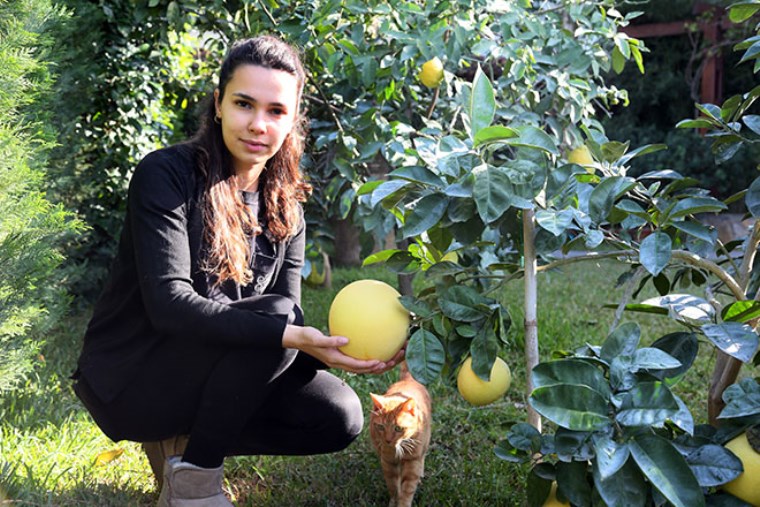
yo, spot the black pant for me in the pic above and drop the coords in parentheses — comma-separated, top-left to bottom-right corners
(74, 295, 363, 466)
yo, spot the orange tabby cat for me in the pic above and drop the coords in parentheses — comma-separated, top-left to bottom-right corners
(369, 362, 432, 507)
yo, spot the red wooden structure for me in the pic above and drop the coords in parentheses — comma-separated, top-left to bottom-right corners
(621, 2, 731, 106)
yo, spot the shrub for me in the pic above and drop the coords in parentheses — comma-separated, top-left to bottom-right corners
(0, 0, 83, 391)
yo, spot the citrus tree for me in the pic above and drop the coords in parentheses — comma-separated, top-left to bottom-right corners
(362, 0, 646, 427)
(362, 0, 760, 502)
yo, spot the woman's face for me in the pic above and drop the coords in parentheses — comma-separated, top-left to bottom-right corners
(214, 64, 299, 178)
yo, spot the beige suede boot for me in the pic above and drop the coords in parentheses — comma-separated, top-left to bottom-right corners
(156, 456, 233, 507)
(143, 435, 189, 487)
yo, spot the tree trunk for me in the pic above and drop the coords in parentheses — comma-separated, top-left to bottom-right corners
(708, 352, 743, 425)
(331, 217, 361, 266)
(523, 209, 541, 431)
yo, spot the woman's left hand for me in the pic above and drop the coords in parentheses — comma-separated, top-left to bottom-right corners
(283, 324, 404, 374)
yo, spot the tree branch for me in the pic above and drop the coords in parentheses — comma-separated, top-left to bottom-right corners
(739, 220, 760, 289)
(538, 249, 745, 301)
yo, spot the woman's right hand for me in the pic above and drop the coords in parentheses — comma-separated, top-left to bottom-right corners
(282, 324, 393, 374)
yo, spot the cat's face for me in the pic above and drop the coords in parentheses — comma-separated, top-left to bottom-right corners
(370, 394, 419, 447)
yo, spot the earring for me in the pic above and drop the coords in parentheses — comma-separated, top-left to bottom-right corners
(214, 115, 221, 124)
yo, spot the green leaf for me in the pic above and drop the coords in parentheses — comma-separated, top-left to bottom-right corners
(439, 285, 490, 322)
(701, 322, 759, 363)
(618, 143, 667, 165)
(470, 325, 499, 381)
(589, 176, 636, 224)
(670, 394, 695, 435)
(601, 322, 641, 363)
(370, 180, 409, 208)
(743, 114, 760, 135)
(592, 435, 630, 480)
(639, 232, 672, 276)
(616, 382, 680, 428)
(555, 428, 594, 461)
(531, 359, 610, 399)
(535, 209, 574, 236)
(640, 294, 714, 323)
(668, 197, 727, 219)
(507, 126, 560, 156)
(696, 103, 722, 121)
(473, 125, 519, 148)
(593, 457, 647, 507)
(718, 378, 760, 419)
(505, 422, 542, 453)
(614, 35, 631, 58)
(556, 461, 592, 506)
(729, 2, 760, 23)
(527, 471, 553, 507)
(612, 45, 626, 74)
(746, 176, 760, 218)
(530, 385, 611, 431)
(357, 180, 383, 196)
(402, 194, 449, 238)
(630, 435, 705, 507)
(671, 220, 717, 243)
(723, 300, 760, 323)
(494, 439, 530, 463)
(405, 328, 445, 385)
(630, 44, 645, 74)
(686, 444, 743, 487)
(650, 332, 699, 382)
(362, 248, 402, 266)
(601, 141, 630, 162)
(632, 348, 681, 371)
(398, 296, 434, 319)
(676, 118, 717, 129)
(390, 165, 444, 188)
(470, 66, 495, 138)
(473, 165, 519, 224)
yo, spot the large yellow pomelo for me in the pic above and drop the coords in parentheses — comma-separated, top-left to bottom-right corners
(544, 482, 570, 507)
(722, 431, 760, 506)
(567, 145, 595, 172)
(419, 57, 444, 88)
(329, 279, 410, 361)
(457, 356, 511, 406)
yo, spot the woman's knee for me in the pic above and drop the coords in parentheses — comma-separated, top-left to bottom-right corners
(322, 378, 364, 451)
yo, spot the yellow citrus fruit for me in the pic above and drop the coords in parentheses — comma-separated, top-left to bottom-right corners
(567, 145, 595, 171)
(305, 262, 326, 286)
(329, 279, 410, 361)
(721, 432, 760, 506)
(543, 482, 570, 507)
(457, 356, 511, 406)
(419, 57, 444, 88)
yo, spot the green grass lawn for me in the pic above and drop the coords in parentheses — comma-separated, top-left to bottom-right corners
(0, 260, 720, 506)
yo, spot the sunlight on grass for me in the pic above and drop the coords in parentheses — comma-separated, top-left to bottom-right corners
(0, 261, 723, 505)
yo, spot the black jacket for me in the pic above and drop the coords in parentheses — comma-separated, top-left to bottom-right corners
(76, 144, 305, 403)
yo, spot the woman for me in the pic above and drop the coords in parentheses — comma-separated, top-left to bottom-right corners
(72, 35, 401, 506)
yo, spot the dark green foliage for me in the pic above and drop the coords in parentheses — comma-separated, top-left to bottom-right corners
(498, 323, 760, 507)
(46, 0, 217, 299)
(0, 0, 83, 392)
(605, 0, 760, 201)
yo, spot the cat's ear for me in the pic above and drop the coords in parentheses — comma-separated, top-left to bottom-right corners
(401, 398, 417, 416)
(370, 393, 385, 411)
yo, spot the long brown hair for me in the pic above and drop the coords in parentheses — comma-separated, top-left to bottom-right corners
(192, 36, 311, 286)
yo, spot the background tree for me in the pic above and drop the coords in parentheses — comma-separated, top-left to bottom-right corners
(0, 0, 83, 391)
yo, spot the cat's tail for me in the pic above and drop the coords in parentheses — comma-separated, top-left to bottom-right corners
(399, 360, 412, 380)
